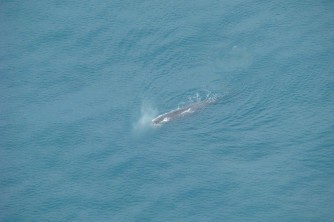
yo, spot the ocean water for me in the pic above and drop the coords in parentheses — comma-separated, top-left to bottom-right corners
(1, 0, 334, 221)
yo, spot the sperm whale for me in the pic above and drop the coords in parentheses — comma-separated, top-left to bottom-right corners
(151, 98, 216, 126)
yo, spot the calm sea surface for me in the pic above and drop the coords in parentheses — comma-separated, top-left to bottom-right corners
(1, 1, 334, 221)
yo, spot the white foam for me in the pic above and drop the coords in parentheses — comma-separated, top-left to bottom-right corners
(162, 117, 170, 122)
(181, 108, 193, 114)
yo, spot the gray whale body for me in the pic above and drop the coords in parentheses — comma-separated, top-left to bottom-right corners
(151, 98, 215, 126)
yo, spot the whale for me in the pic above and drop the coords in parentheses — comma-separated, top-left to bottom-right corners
(151, 98, 216, 126)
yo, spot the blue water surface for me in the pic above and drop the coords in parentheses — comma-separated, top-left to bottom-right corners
(1, 0, 334, 221)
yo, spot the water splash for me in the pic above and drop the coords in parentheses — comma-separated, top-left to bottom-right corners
(133, 102, 158, 133)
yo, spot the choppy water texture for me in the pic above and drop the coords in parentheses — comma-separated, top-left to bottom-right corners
(1, 1, 334, 221)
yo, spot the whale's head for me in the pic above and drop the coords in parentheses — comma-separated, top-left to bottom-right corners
(151, 115, 170, 127)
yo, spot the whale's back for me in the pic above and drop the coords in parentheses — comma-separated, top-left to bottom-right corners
(151, 99, 215, 126)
